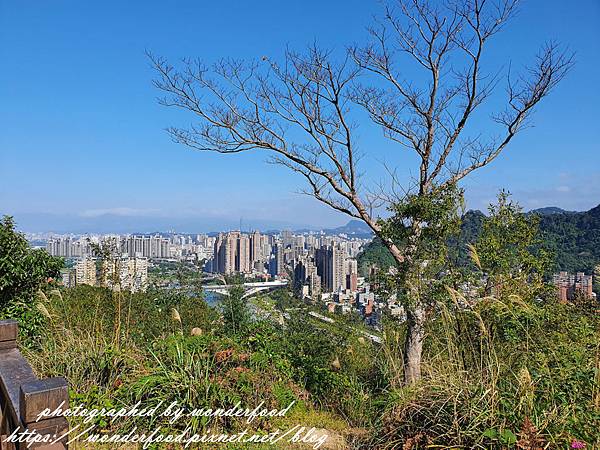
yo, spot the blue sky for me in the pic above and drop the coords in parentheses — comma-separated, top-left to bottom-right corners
(1, 0, 599, 233)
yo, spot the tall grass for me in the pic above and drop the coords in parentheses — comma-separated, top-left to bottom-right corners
(22, 283, 599, 449)
(370, 292, 600, 449)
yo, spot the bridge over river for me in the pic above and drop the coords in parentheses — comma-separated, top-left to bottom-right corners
(202, 280, 382, 344)
(203, 280, 288, 300)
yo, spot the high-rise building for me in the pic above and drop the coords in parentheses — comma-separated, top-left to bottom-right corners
(237, 233, 251, 273)
(316, 244, 346, 292)
(213, 233, 233, 274)
(269, 242, 285, 277)
(124, 235, 169, 259)
(345, 259, 358, 292)
(75, 258, 98, 286)
(46, 237, 93, 258)
(104, 257, 148, 292)
(250, 230, 262, 265)
(213, 231, 253, 274)
(74, 256, 148, 292)
(280, 230, 293, 249)
(60, 268, 76, 288)
(293, 256, 321, 300)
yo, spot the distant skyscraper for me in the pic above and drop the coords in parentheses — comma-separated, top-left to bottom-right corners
(270, 242, 285, 277)
(280, 230, 293, 249)
(316, 244, 346, 292)
(74, 256, 148, 292)
(214, 233, 234, 274)
(250, 230, 262, 265)
(213, 231, 253, 274)
(237, 233, 251, 273)
(106, 257, 148, 293)
(75, 258, 97, 286)
(46, 237, 93, 258)
(346, 259, 358, 292)
(293, 256, 321, 300)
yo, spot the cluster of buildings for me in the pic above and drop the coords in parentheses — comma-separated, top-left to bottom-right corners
(46, 230, 374, 315)
(63, 256, 149, 293)
(210, 230, 364, 291)
(553, 271, 595, 303)
(293, 245, 358, 297)
(209, 230, 384, 324)
(46, 234, 210, 261)
(212, 231, 267, 274)
(45, 230, 598, 324)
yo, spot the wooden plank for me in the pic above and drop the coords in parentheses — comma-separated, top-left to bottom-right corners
(0, 321, 17, 345)
(19, 378, 68, 426)
(0, 342, 17, 351)
(0, 349, 37, 427)
(0, 320, 69, 449)
(26, 416, 69, 449)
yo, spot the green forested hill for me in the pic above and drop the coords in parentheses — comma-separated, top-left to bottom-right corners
(357, 237, 398, 276)
(358, 204, 600, 275)
(539, 204, 600, 273)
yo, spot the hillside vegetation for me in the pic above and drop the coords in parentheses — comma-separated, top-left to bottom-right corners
(359, 204, 600, 276)
(1, 204, 599, 449)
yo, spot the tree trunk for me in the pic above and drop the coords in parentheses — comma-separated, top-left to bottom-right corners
(368, 216, 426, 385)
(403, 302, 426, 384)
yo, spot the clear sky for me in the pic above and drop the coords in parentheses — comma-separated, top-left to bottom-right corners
(1, 0, 599, 233)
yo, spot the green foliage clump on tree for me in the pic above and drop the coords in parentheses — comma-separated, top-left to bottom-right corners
(357, 237, 399, 277)
(473, 191, 553, 301)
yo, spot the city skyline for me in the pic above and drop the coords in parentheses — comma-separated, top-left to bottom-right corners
(44, 228, 370, 301)
(1, 0, 599, 232)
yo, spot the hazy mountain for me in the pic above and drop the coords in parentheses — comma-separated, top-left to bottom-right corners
(322, 220, 373, 238)
(8, 212, 319, 235)
(530, 206, 576, 215)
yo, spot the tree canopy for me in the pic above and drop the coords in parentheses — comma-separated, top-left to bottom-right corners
(0, 216, 63, 309)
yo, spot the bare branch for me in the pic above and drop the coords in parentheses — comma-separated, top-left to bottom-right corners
(447, 41, 574, 183)
(349, 0, 570, 195)
(149, 1, 572, 272)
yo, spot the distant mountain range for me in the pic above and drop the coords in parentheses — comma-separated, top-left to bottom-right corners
(251, 220, 376, 238)
(11, 212, 331, 236)
(530, 206, 577, 215)
(128, 219, 374, 238)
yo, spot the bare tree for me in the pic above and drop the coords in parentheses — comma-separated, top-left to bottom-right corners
(149, 0, 573, 384)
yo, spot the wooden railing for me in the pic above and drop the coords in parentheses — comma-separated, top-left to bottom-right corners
(0, 320, 69, 449)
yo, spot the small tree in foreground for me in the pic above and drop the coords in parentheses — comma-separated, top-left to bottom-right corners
(221, 284, 251, 335)
(0, 216, 63, 341)
(150, 0, 573, 383)
(0, 216, 62, 308)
